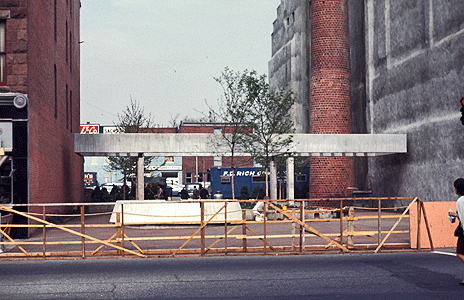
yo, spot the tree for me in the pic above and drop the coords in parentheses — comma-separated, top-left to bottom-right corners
(207, 67, 253, 199)
(241, 72, 295, 170)
(239, 72, 295, 197)
(104, 98, 156, 199)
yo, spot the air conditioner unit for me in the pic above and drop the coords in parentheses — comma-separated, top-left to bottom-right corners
(220, 176, 231, 184)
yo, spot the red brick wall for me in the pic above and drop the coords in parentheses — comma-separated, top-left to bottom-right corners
(27, 0, 82, 215)
(1, 1, 82, 223)
(178, 124, 253, 183)
(310, 0, 354, 201)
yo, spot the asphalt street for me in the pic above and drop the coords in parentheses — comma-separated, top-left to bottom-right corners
(0, 251, 463, 299)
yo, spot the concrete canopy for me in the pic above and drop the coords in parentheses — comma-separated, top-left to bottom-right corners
(74, 133, 407, 157)
(75, 133, 406, 201)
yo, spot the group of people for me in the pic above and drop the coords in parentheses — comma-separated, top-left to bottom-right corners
(180, 185, 210, 200)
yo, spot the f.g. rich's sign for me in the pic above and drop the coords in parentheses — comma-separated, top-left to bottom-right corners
(80, 124, 100, 134)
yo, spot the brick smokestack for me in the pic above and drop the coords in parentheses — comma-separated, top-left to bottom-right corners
(309, 0, 354, 200)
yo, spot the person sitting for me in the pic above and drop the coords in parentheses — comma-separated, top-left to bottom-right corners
(193, 186, 200, 199)
(180, 187, 189, 200)
(200, 186, 210, 199)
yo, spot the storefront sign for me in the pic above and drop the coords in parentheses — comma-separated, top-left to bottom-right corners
(80, 124, 99, 134)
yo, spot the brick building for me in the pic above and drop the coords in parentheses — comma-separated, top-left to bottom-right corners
(178, 122, 253, 185)
(269, 0, 464, 203)
(0, 1, 82, 237)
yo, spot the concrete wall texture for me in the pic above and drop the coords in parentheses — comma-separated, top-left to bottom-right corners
(0, 0, 82, 224)
(269, 0, 464, 203)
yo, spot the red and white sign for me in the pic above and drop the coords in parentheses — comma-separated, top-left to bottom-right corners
(80, 125, 100, 134)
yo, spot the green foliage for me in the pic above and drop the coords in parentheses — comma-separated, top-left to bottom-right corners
(208, 68, 256, 199)
(251, 186, 266, 200)
(240, 71, 295, 170)
(103, 98, 157, 193)
(240, 202, 255, 210)
(239, 185, 250, 200)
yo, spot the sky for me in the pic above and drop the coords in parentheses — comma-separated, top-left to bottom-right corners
(79, 0, 282, 127)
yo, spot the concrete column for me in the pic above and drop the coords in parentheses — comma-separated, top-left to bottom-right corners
(270, 160, 277, 201)
(137, 153, 144, 200)
(286, 157, 295, 205)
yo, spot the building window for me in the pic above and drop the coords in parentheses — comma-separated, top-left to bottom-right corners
(54, 64, 57, 118)
(66, 21, 68, 64)
(0, 21, 6, 85)
(70, 31, 72, 72)
(252, 175, 266, 183)
(54, 0, 57, 42)
(214, 156, 222, 167)
(296, 174, 307, 182)
(186, 172, 192, 183)
(91, 157, 98, 166)
(70, 90, 72, 132)
(165, 156, 174, 163)
(66, 84, 69, 129)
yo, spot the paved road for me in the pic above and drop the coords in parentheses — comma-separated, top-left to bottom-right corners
(0, 251, 463, 299)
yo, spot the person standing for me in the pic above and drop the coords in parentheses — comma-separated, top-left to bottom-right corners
(155, 185, 164, 199)
(448, 178, 464, 285)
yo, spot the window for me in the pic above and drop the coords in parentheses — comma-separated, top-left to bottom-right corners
(70, 31, 72, 72)
(65, 21, 68, 64)
(54, 0, 57, 41)
(54, 64, 57, 118)
(296, 174, 307, 182)
(0, 21, 6, 85)
(252, 175, 266, 183)
(69, 90, 72, 132)
(66, 84, 69, 129)
(165, 156, 174, 163)
(186, 172, 192, 183)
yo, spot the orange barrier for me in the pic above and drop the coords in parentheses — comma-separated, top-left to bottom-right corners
(0, 198, 431, 260)
(410, 201, 457, 249)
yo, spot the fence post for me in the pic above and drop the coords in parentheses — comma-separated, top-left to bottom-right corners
(43, 206, 46, 258)
(224, 201, 228, 255)
(263, 201, 267, 255)
(242, 209, 247, 252)
(347, 206, 354, 248)
(378, 198, 382, 247)
(292, 208, 296, 251)
(417, 199, 422, 250)
(339, 200, 344, 252)
(300, 200, 305, 253)
(81, 205, 85, 258)
(121, 204, 125, 258)
(200, 201, 205, 256)
(116, 212, 121, 255)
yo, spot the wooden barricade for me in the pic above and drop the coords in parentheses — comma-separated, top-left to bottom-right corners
(0, 197, 433, 260)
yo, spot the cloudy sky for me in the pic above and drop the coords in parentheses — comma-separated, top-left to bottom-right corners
(79, 0, 282, 127)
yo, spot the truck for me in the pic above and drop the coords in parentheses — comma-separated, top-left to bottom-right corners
(210, 167, 309, 199)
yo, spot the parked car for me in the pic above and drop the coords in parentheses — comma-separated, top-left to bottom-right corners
(100, 182, 131, 194)
(167, 184, 184, 196)
(185, 182, 202, 198)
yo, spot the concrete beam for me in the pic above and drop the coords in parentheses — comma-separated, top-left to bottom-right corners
(74, 133, 407, 157)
